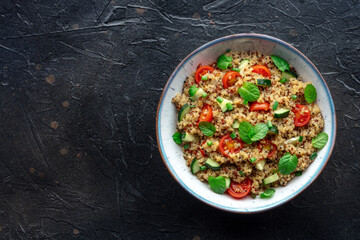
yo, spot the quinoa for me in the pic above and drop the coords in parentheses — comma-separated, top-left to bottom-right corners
(172, 51, 324, 195)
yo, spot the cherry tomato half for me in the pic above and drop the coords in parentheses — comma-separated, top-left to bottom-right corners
(252, 65, 271, 78)
(227, 178, 252, 199)
(222, 71, 241, 88)
(292, 104, 311, 127)
(198, 105, 213, 123)
(195, 65, 215, 84)
(219, 134, 244, 157)
(249, 101, 270, 111)
(257, 140, 277, 159)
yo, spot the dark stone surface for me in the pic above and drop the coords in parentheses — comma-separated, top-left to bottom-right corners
(0, 0, 359, 239)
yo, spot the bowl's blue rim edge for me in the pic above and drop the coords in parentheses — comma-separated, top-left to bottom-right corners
(156, 33, 337, 213)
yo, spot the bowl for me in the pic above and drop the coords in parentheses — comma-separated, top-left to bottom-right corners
(156, 33, 336, 213)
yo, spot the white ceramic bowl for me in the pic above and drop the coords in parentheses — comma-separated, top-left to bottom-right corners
(156, 33, 336, 213)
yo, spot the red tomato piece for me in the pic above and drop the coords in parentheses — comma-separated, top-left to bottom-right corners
(199, 149, 206, 157)
(249, 101, 270, 111)
(257, 140, 277, 158)
(252, 65, 271, 78)
(222, 71, 241, 88)
(219, 134, 244, 157)
(195, 65, 215, 84)
(227, 178, 252, 199)
(292, 104, 311, 127)
(198, 105, 213, 123)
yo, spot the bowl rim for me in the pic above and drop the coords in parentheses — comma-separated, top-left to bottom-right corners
(156, 33, 337, 213)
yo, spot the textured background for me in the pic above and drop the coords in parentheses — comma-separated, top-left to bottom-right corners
(0, 0, 359, 239)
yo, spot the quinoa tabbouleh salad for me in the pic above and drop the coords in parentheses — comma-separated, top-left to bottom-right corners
(171, 51, 329, 199)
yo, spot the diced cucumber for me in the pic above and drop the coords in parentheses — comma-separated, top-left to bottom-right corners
(268, 125, 278, 135)
(256, 79, 272, 87)
(224, 177, 231, 189)
(285, 136, 302, 145)
(239, 59, 250, 71)
(263, 173, 279, 185)
(205, 158, 220, 171)
(274, 108, 290, 118)
(178, 103, 190, 122)
(190, 158, 200, 174)
(226, 102, 233, 111)
(281, 70, 298, 81)
(190, 88, 207, 101)
(189, 85, 198, 97)
(232, 119, 240, 129)
(279, 78, 287, 84)
(255, 159, 266, 171)
(181, 133, 196, 142)
(217, 98, 233, 112)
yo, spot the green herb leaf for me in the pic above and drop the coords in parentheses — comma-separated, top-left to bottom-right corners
(278, 153, 298, 175)
(304, 84, 317, 103)
(250, 157, 257, 163)
(310, 152, 318, 160)
(273, 101, 279, 110)
(217, 54, 233, 70)
(172, 132, 183, 144)
(230, 132, 236, 139)
(239, 171, 245, 176)
(251, 193, 257, 199)
(271, 55, 289, 72)
(183, 143, 190, 150)
(295, 171, 302, 176)
(312, 132, 328, 149)
(260, 188, 275, 199)
(207, 141, 213, 146)
(208, 175, 227, 194)
(238, 82, 260, 103)
(189, 85, 198, 97)
(199, 121, 216, 137)
(249, 123, 268, 142)
(238, 121, 254, 144)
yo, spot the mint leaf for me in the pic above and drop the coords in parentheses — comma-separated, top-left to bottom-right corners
(238, 121, 254, 144)
(304, 84, 317, 104)
(271, 55, 289, 72)
(260, 188, 275, 198)
(208, 176, 227, 194)
(172, 132, 183, 144)
(217, 54, 233, 70)
(238, 82, 260, 103)
(199, 121, 216, 137)
(249, 123, 268, 142)
(312, 132, 328, 149)
(278, 153, 298, 175)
